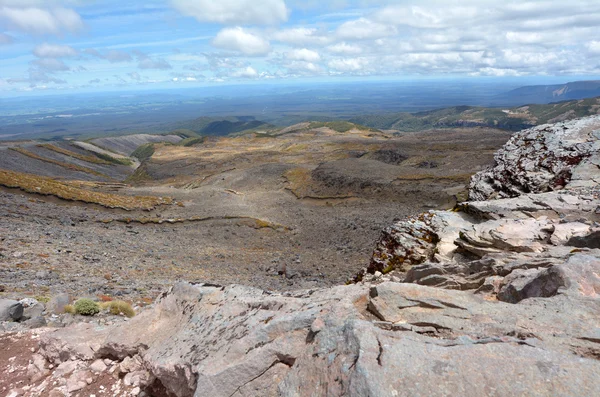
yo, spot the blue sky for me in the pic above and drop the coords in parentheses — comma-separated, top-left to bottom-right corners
(1, 0, 600, 95)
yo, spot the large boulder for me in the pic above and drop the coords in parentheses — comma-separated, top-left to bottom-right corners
(469, 116, 600, 201)
(0, 299, 23, 321)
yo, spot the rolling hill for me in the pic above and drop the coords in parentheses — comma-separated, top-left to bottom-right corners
(350, 97, 600, 132)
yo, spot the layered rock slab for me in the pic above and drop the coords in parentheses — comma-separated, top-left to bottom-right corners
(32, 276, 600, 397)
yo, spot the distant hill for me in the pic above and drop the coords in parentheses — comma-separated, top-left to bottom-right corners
(167, 116, 274, 136)
(350, 97, 600, 132)
(494, 81, 600, 105)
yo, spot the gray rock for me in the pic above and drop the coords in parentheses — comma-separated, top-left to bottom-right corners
(497, 267, 565, 303)
(89, 359, 108, 373)
(23, 302, 45, 319)
(46, 293, 70, 314)
(0, 299, 24, 321)
(37, 281, 600, 397)
(469, 115, 600, 201)
(23, 316, 47, 329)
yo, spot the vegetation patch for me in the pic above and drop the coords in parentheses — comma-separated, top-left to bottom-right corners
(100, 300, 135, 317)
(64, 304, 75, 314)
(40, 144, 112, 165)
(10, 147, 110, 179)
(91, 152, 134, 166)
(309, 121, 378, 133)
(178, 136, 206, 147)
(0, 169, 172, 210)
(284, 167, 313, 198)
(124, 165, 153, 184)
(74, 298, 100, 316)
(131, 143, 156, 161)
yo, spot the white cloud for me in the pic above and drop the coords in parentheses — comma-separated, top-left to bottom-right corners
(327, 42, 362, 55)
(336, 18, 396, 40)
(0, 32, 13, 44)
(285, 60, 322, 75)
(32, 58, 69, 71)
(328, 57, 370, 72)
(133, 50, 172, 70)
(104, 50, 133, 63)
(33, 43, 77, 58)
(84, 48, 133, 63)
(505, 32, 544, 45)
(473, 67, 522, 77)
(0, 6, 83, 35)
(374, 5, 478, 29)
(229, 66, 259, 78)
(287, 48, 321, 62)
(272, 28, 330, 46)
(171, 0, 288, 25)
(212, 27, 271, 56)
(138, 57, 172, 70)
(586, 41, 600, 55)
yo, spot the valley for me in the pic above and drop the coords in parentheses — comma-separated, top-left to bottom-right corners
(0, 124, 512, 304)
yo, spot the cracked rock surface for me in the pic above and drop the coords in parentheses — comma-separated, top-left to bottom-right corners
(14, 272, 600, 397)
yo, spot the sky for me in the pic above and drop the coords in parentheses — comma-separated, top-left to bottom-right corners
(1, 0, 600, 95)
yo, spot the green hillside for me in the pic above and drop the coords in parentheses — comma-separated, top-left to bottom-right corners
(350, 97, 600, 132)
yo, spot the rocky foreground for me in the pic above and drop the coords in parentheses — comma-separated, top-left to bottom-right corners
(1, 116, 599, 397)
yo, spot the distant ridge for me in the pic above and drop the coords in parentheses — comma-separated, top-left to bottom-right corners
(494, 80, 600, 105)
(350, 96, 600, 132)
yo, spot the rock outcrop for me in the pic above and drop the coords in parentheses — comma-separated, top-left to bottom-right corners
(4, 116, 600, 397)
(469, 115, 600, 200)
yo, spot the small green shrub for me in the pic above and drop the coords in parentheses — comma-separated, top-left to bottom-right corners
(100, 300, 135, 317)
(64, 304, 75, 314)
(74, 298, 100, 316)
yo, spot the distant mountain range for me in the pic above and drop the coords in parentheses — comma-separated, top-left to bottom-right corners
(493, 80, 600, 105)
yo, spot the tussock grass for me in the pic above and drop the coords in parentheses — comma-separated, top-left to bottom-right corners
(0, 169, 172, 210)
(100, 300, 135, 317)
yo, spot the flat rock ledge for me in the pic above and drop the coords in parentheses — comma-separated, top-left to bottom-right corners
(12, 274, 600, 397)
